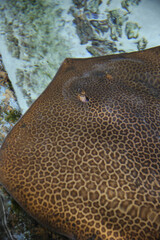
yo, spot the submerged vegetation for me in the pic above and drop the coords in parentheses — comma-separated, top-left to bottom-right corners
(4, 109, 21, 123)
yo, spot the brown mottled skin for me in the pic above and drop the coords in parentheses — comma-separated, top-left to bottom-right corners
(0, 46, 160, 240)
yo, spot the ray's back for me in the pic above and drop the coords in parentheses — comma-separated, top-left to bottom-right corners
(0, 46, 160, 240)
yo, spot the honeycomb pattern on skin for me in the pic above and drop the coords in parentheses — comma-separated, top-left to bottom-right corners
(0, 46, 160, 240)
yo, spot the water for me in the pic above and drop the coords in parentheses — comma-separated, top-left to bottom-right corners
(0, 0, 159, 113)
(0, 0, 90, 113)
(0, 0, 160, 239)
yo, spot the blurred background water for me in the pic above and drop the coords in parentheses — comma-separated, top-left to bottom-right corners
(0, 0, 159, 239)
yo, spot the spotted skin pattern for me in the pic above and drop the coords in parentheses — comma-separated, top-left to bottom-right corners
(0, 46, 160, 240)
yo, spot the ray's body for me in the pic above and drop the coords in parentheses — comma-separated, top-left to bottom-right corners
(0, 46, 160, 240)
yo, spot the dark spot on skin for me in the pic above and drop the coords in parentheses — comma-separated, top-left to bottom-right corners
(20, 123, 26, 128)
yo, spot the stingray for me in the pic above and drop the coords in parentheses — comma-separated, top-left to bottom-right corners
(0, 46, 160, 240)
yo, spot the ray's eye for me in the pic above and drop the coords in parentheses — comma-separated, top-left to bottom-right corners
(77, 90, 89, 103)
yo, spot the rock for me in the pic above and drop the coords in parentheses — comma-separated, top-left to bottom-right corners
(84, 0, 102, 13)
(87, 39, 117, 56)
(109, 9, 128, 40)
(90, 19, 109, 33)
(72, 0, 85, 9)
(136, 37, 148, 50)
(121, 0, 141, 12)
(125, 21, 140, 39)
(73, 17, 96, 44)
